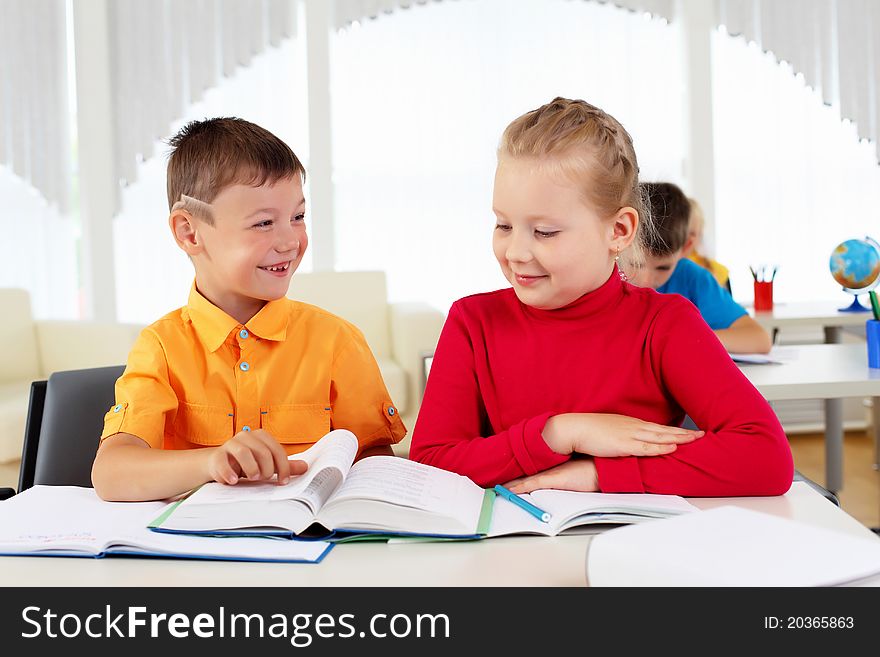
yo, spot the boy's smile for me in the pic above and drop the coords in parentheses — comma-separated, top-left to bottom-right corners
(258, 260, 293, 276)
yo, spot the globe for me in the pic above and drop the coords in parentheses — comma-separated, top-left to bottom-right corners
(828, 236, 880, 312)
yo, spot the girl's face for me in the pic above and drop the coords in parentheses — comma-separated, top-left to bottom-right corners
(492, 157, 628, 310)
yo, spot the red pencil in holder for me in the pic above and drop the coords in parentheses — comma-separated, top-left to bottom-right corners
(754, 281, 773, 311)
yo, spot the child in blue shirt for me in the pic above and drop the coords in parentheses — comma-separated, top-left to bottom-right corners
(635, 182, 772, 354)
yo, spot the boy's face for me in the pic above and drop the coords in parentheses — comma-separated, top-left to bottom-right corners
(634, 250, 682, 290)
(185, 176, 307, 319)
(492, 158, 618, 310)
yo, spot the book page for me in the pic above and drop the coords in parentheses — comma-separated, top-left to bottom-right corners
(173, 429, 357, 511)
(587, 506, 880, 586)
(317, 456, 486, 535)
(0, 486, 331, 562)
(488, 490, 698, 537)
(731, 346, 799, 365)
(0, 486, 165, 555)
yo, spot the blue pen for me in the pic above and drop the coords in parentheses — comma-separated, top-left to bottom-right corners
(494, 484, 552, 523)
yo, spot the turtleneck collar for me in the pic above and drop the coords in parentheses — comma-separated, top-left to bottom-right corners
(519, 265, 625, 322)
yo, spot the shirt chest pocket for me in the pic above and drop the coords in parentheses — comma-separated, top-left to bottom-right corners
(261, 403, 331, 445)
(174, 402, 234, 446)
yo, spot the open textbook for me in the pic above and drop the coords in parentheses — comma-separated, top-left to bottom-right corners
(150, 430, 698, 540)
(151, 430, 492, 539)
(486, 489, 698, 537)
(0, 485, 331, 563)
(586, 506, 880, 586)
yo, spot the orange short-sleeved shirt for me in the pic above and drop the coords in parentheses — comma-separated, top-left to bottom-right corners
(101, 284, 406, 454)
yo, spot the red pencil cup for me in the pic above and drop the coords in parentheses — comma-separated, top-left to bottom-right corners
(754, 281, 774, 311)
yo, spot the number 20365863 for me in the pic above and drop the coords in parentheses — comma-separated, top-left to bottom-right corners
(764, 617, 854, 629)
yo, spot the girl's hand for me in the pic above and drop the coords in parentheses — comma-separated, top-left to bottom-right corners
(206, 429, 307, 485)
(505, 458, 599, 494)
(542, 413, 704, 458)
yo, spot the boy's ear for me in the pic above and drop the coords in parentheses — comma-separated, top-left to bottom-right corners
(610, 206, 638, 250)
(169, 209, 204, 256)
(681, 231, 697, 257)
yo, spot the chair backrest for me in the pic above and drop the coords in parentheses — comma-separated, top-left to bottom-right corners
(287, 271, 390, 357)
(20, 365, 125, 491)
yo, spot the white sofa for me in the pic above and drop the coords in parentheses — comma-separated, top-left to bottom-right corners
(1, 288, 143, 463)
(1, 273, 444, 463)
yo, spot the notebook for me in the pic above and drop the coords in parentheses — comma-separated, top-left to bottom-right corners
(586, 505, 880, 586)
(0, 485, 331, 563)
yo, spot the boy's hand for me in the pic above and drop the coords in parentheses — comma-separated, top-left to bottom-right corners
(543, 413, 704, 458)
(504, 458, 599, 494)
(206, 429, 308, 485)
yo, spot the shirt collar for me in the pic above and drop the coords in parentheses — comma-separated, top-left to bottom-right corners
(184, 282, 290, 352)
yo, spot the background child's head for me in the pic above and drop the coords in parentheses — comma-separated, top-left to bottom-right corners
(491, 97, 652, 309)
(684, 196, 705, 258)
(166, 118, 308, 320)
(636, 181, 690, 290)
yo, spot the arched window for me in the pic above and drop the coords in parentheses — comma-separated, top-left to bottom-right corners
(330, 0, 686, 312)
(712, 27, 880, 304)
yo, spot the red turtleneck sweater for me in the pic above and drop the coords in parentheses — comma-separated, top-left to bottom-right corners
(410, 270, 793, 496)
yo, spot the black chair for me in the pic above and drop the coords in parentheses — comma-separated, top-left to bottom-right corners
(0, 365, 124, 500)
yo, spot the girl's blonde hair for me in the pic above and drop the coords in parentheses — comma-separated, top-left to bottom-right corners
(497, 97, 653, 277)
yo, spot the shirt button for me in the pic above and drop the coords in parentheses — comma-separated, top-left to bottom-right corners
(113, 405, 122, 413)
(242, 425, 251, 432)
(239, 329, 249, 339)
(387, 406, 396, 416)
(239, 362, 250, 372)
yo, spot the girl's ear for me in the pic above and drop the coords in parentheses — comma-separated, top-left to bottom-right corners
(169, 209, 204, 256)
(610, 206, 638, 251)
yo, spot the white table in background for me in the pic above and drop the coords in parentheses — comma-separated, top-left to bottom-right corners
(0, 483, 874, 587)
(748, 301, 874, 493)
(738, 343, 880, 493)
(750, 301, 872, 340)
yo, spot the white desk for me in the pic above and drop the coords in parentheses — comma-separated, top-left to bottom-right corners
(0, 483, 875, 587)
(750, 301, 872, 484)
(738, 344, 880, 493)
(750, 301, 871, 340)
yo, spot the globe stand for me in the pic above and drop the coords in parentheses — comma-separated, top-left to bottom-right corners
(839, 295, 872, 313)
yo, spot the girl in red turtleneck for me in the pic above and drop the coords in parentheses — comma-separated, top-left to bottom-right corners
(409, 98, 793, 497)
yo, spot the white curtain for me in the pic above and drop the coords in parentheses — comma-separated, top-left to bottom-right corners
(106, 0, 297, 217)
(0, 167, 79, 319)
(712, 27, 880, 305)
(332, 0, 677, 29)
(0, 0, 77, 319)
(333, 0, 441, 28)
(330, 0, 686, 312)
(717, 0, 880, 162)
(0, 0, 70, 211)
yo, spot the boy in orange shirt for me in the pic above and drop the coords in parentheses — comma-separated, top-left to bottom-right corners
(92, 118, 405, 501)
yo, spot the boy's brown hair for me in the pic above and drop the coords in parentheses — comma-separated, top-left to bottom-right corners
(640, 181, 691, 256)
(166, 117, 305, 224)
